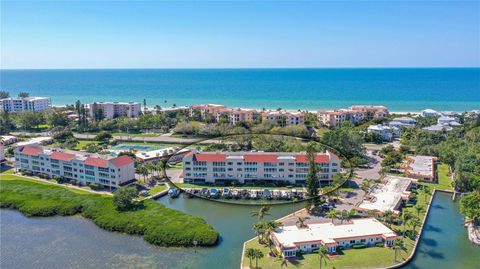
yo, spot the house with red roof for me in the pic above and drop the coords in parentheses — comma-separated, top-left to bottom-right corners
(14, 145, 135, 189)
(182, 150, 341, 185)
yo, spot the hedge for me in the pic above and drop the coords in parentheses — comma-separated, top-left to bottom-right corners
(0, 178, 218, 247)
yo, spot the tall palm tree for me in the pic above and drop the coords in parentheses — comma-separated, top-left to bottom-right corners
(340, 209, 348, 224)
(318, 245, 329, 269)
(393, 239, 406, 262)
(402, 212, 411, 238)
(326, 209, 337, 223)
(245, 248, 256, 269)
(254, 249, 264, 269)
(383, 210, 394, 227)
(413, 204, 424, 218)
(409, 215, 421, 237)
(296, 217, 306, 228)
(264, 221, 281, 254)
(252, 221, 266, 243)
(251, 205, 271, 221)
(422, 186, 431, 203)
(347, 209, 357, 222)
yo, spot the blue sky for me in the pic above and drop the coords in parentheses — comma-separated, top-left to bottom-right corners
(1, 1, 479, 68)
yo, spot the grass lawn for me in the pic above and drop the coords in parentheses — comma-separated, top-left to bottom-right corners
(149, 184, 167, 195)
(0, 174, 218, 247)
(418, 163, 453, 191)
(242, 187, 433, 269)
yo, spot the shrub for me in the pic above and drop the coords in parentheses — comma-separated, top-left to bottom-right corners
(0, 178, 219, 247)
(352, 244, 366, 249)
(375, 242, 384, 247)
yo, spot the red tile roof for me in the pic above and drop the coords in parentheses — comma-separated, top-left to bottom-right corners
(49, 151, 76, 161)
(20, 146, 43, 156)
(111, 155, 134, 167)
(295, 154, 330, 163)
(84, 157, 109, 168)
(194, 153, 226, 162)
(244, 154, 278, 163)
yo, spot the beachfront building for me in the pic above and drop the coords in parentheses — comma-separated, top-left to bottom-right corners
(367, 125, 394, 141)
(14, 145, 135, 189)
(388, 117, 416, 129)
(189, 104, 226, 120)
(0, 97, 51, 113)
(317, 109, 364, 127)
(402, 156, 437, 182)
(271, 218, 399, 257)
(182, 150, 341, 185)
(421, 109, 439, 117)
(357, 175, 416, 215)
(262, 111, 305, 126)
(89, 102, 141, 119)
(437, 116, 460, 126)
(350, 105, 390, 120)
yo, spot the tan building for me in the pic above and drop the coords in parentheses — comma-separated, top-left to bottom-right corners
(262, 111, 305, 126)
(350, 105, 389, 120)
(402, 156, 437, 182)
(189, 104, 226, 120)
(317, 109, 364, 127)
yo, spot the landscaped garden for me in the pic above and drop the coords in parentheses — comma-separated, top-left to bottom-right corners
(0, 173, 219, 247)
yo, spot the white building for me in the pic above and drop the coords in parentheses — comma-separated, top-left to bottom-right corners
(182, 150, 341, 185)
(1, 135, 18, 145)
(15, 136, 53, 147)
(421, 109, 439, 117)
(0, 97, 51, 113)
(271, 218, 399, 257)
(402, 156, 437, 182)
(422, 124, 453, 133)
(134, 147, 191, 164)
(437, 116, 459, 126)
(262, 111, 305, 126)
(388, 117, 416, 128)
(14, 145, 135, 189)
(89, 102, 141, 119)
(367, 125, 394, 141)
(357, 175, 415, 214)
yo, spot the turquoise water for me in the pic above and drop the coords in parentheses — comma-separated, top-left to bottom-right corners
(1, 68, 479, 112)
(1, 191, 478, 268)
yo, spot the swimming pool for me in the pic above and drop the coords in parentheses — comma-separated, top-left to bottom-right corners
(110, 144, 159, 151)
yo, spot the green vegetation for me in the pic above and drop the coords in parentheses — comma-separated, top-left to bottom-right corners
(419, 164, 453, 191)
(149, 185, 167, 195)
(460, 191, 480, 226)
(0, 175, 218, 247)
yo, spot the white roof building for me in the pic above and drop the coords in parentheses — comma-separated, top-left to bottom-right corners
(367, 125, 394, 141)
(15, 137, 53, 147)
(271, 218, 399, 256)
(0, 97, 51, 113)
(1, 135, 18, 145)
(421, 109, 439, 117)
(357, 175, 415, 214)
(402, 156, 437, 182)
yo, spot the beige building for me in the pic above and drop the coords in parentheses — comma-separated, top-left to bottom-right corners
(190, 104, 260, 125)
(350, 105, 389, 120)
(318, 105, 389, 127)
(189, 104, 226, 120)
(262, 111, 305, 126)
(89, 102, 141, 119)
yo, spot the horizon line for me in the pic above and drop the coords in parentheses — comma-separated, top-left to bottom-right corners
(1, 66, 479, 71)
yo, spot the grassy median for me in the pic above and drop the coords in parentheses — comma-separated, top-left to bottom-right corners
(0, 174, 219, 247)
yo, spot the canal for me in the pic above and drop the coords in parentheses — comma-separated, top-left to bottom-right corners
(0, 192, 478, 268)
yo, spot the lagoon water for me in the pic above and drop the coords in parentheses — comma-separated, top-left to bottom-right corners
(1, 192, 478, 269)
(1, 68, 479, 112)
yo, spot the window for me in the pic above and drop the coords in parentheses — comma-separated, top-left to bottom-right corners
(85, 170, 95, 176)
(84, 165, 94, 170)
(350, 240, 355, 244)
(98, 167, 109, 172)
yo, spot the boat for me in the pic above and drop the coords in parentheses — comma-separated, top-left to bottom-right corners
(168, 187, 180, 198)
(263, 189, 272, 200)
(210, 188, 219, 198)
(250, 190, 258, 200)
(222, 188, 231, 198)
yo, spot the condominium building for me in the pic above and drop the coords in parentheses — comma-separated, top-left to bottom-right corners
(189, 104, 260, 125)
(14, 145, 135, 189)
(350, 105, 389, 120)
(388, 117, 417, 129)
(0, 143, 5, 166)
(271, 218, 399, 257)
(182, 150, 341, 185)
(262, 111, 305, 126)
(189, 104, 226, 120)
(402, 156, 437, 182)
(89, 102, 141, 119)
(367, 125, 395, 141)
(0, 97, 51, 113)
(317, 109, 364, 127)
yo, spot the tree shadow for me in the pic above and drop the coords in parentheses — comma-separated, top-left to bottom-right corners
(417, 247, 445, 260)
(421, 238, 438, 247)
(424, 224, 442, 233)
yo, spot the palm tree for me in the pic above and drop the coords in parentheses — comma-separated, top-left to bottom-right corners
(393, 239, 406, 262)
(347, 209, 357, 222)
(251, 205, 271, 221)
(413, 204, 424, 218)
(253, 221, 266, 243)
(340, 209, 348, 224)
(409, 215, 421, 237)
(422, 186, 431, 203)
(360, 180, 372, 194)
(326, 209, 337, 223)
(296, 217, 306, 228)
(318, 245, 329, 269)
(245, 248, 256, 269)
(264, 221, 281, 254)
(383, 210, 395, 227)
(402, 212, 411, 238)
(254, 249, 264, 269)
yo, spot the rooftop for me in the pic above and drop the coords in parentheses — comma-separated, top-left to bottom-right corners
(403, 155, 436, 179)
(358, 176, 414, 213)
(186, 150, 338, 163)
(272, 218, 398, 248)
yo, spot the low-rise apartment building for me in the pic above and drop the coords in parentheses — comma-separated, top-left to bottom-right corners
(271, 218, 399, 257)
(14, 145, 135, 189)
(190, 104, 260, 125)
(262, 111, 305, 126)
(0, 97, 51, 113)
(317, 109, 364, 127)
(182, 150, 341, 185)
(89, 102, 141, 119)
(367, 125, 395, 141)
(402, 156, 437, 182)
(350, 105, 389, 120)
(189, 104, 226, 120)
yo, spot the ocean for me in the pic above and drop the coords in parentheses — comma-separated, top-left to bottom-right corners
(0, 68, 479, 112)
